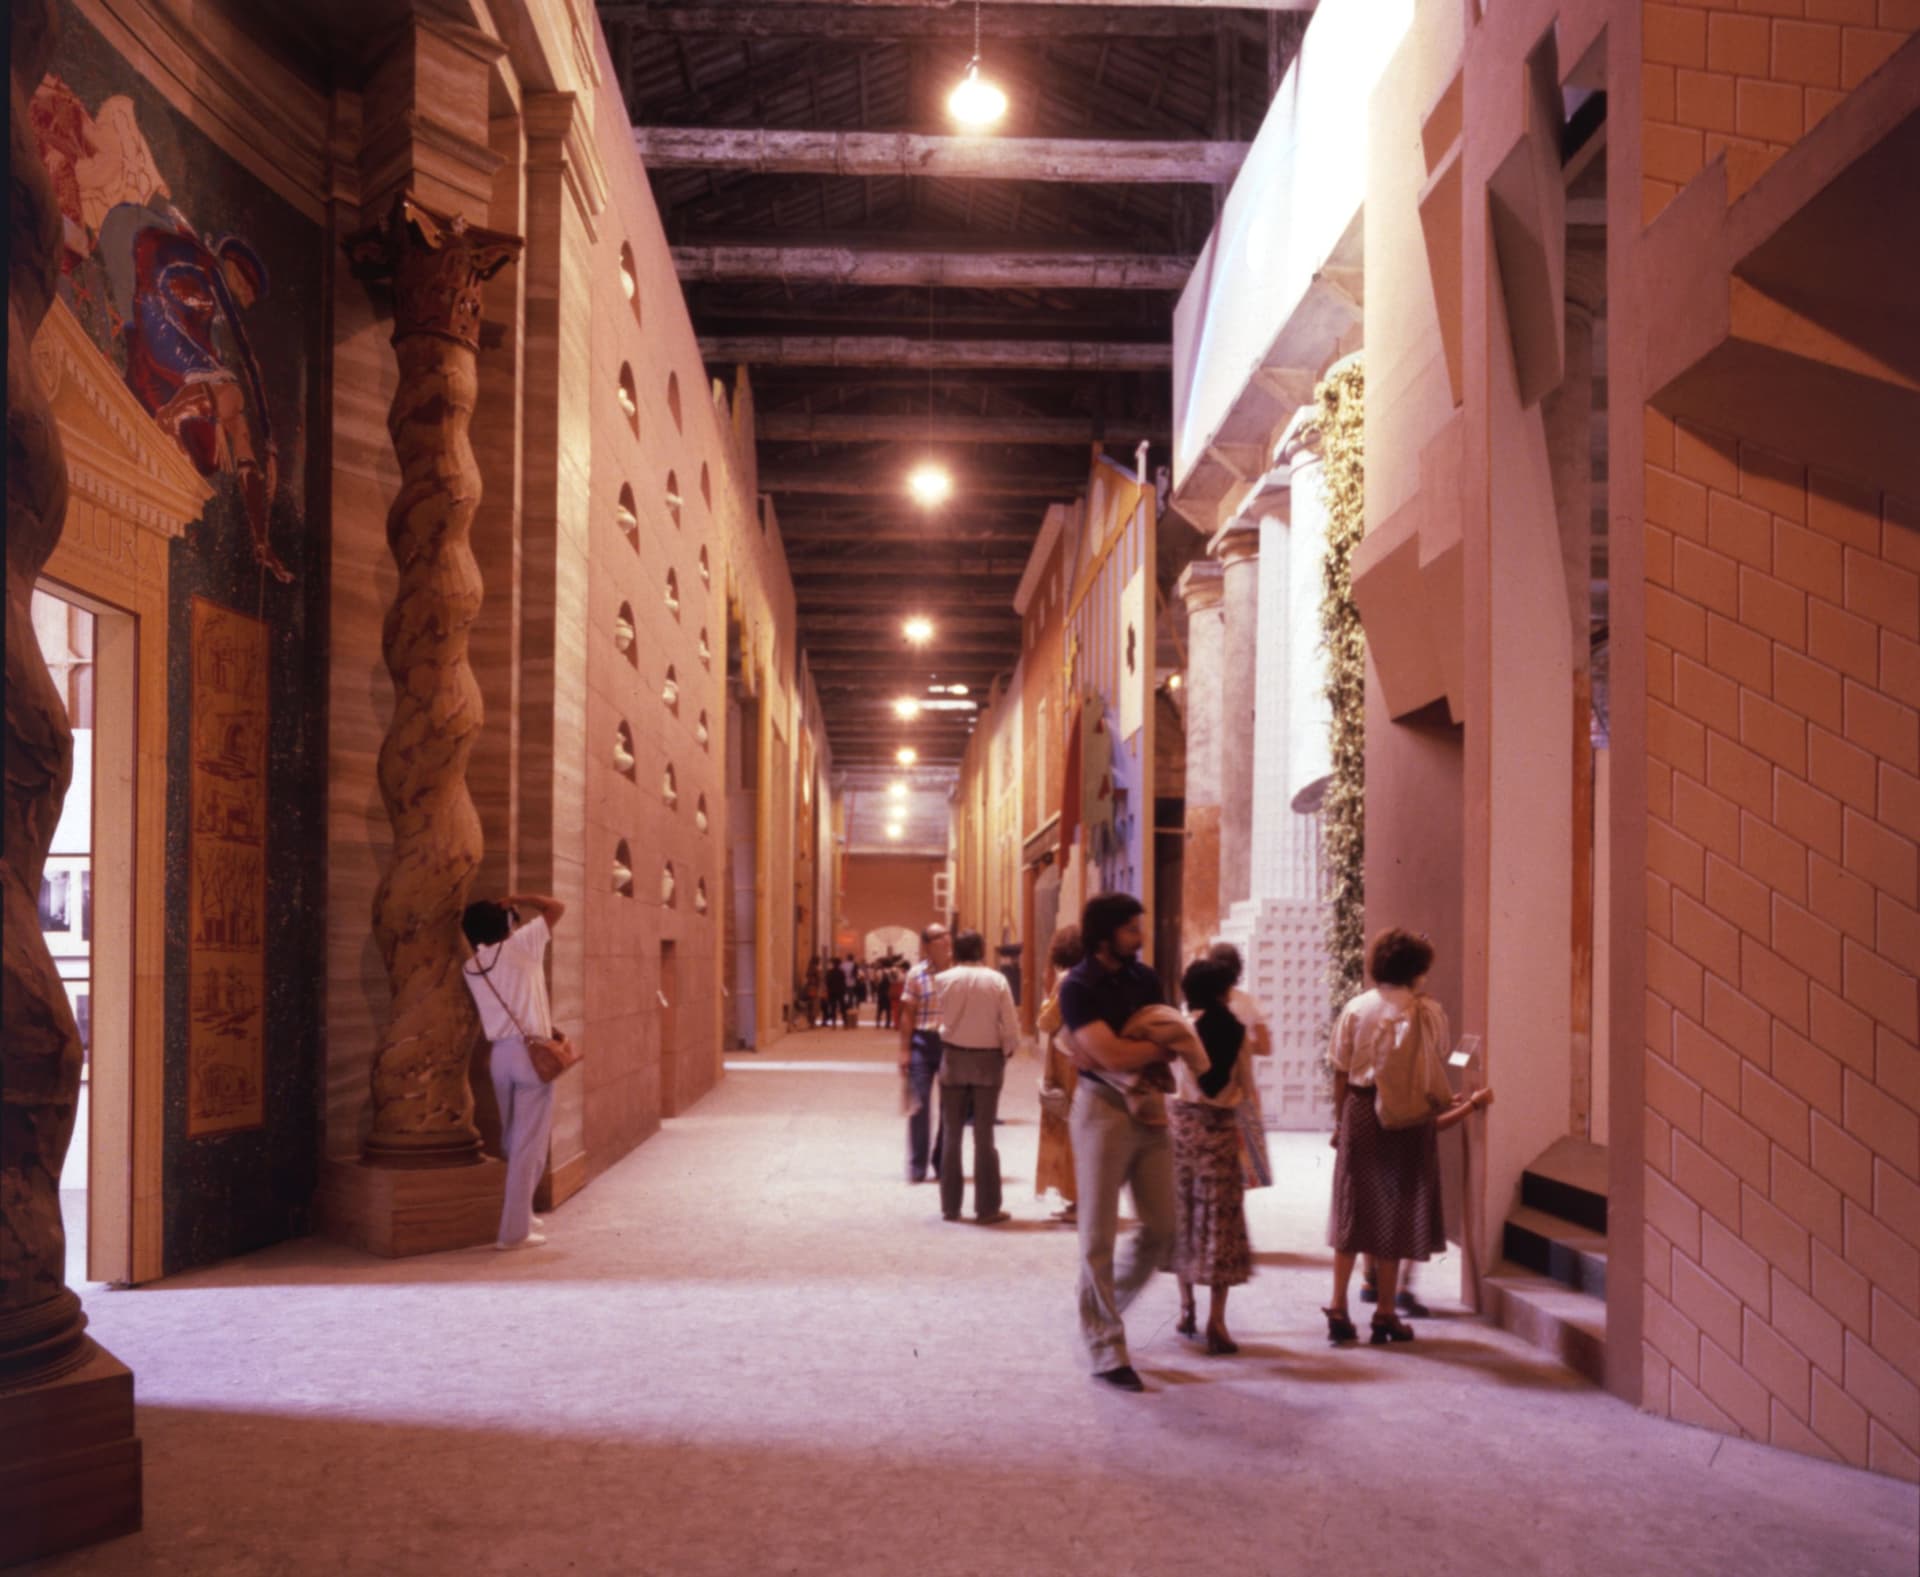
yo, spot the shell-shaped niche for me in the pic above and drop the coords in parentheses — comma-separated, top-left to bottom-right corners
(695, 708, 710, 748)
(697, 545, 711, 587)
(697, 626, 712, 667)
(614, 720, 636, 778)
(665, 470, 682, 529)
(661, 859, 677, 906)
(695, 792, 709, 833)
(618, 483, 639, 550)
(665, 568, 680, 617)
(662, 664, 680, 712)
(694, 878, 709, 915)
(617, 363, 639, 434)
(613, 838, 634, 897)
(699, 462, 711, 509)
(619, 242, 640, 321)
(615, 601, 637, 664)
(667, 370, 683, 433)
(662, 761, 678, 808)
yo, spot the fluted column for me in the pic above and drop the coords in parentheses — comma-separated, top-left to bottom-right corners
(1280, 408, 1331, 901)
(1208, 519, 1260, 912)
(346, 194, 522, 1166)
(2, 0, 90, 1393)
(1176, 559, 1224, 962)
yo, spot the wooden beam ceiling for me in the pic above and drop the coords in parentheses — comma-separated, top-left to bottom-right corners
(761, 466, 1083, 495)
(756, 411, 1157, 443)
(702, 334, 1170, 369)
(637, 128, 1249, 184)
(672, 242, 1192, 290)
(602, 5, 1303, 40)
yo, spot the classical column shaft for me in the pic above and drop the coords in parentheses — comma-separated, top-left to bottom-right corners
(1209, 521, 1260, 912)
(347, 195, 522, 1165)
(1248, 495, 1291, 904)
(1176, 560, 1224, 961)
(2, 0, 92, 1391)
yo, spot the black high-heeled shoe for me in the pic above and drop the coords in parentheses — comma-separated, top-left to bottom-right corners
(1206, 1329, 1239, 1356)
(1370, 1314, 1416, 1344)
(1176, 1310, 1199, 1339)
(1323, 1306, 1358, 1345)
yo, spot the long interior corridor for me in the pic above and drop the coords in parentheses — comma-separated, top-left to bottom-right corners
(39, 1027, 1917, 1576)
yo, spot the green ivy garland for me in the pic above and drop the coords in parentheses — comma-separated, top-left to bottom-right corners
(1316, 357, 1366, 1032)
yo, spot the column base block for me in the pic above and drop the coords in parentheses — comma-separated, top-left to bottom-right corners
(0, 1341, 141, 1566)
(317, 1155, 506, 1257)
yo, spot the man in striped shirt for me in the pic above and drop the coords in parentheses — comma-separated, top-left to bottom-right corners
(898, 922, 953, 1183)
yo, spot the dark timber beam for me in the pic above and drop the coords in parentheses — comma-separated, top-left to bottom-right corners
(601, 6, 1310, 41)
(761, 468, 1082, 497)
(705, 334, 1170, 371)
(757, 412, 1157, 444)
(673, 244, 1192, 292)
(639, 129, 1249, 186)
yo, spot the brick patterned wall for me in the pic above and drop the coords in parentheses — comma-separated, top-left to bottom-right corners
(1642, 0, 1916, 223)
(1641, 412, 1920, 1479)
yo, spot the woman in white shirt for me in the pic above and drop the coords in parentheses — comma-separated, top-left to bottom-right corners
(1323, 929, 1491, 1345)
(462, 893, 566, 1250)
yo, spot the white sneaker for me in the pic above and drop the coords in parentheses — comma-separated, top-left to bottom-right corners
(531, 1217, 544, 1231)
(493, 1230, 548, 1251)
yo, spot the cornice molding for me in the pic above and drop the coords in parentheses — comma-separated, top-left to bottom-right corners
(32, 297, 214, 538)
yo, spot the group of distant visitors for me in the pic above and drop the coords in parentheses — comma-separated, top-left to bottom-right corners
(899, 891, 1493, 1392)
(802, 953, 905, 1030)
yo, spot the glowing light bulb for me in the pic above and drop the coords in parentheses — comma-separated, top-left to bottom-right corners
(908, 463, 953, 507)
(896, 746, 918, 766)
(948, 59, 1007, 128)
(1169, 672, 1184, 691)
(946, 684, 969, 696)
(888, 782, 908, 800)
(903, 616, 935, 645)
(894, 697, 922, 720)
(885, 823, 905, 840)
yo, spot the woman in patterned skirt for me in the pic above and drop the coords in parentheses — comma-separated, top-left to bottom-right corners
(1033, 924, 1083, 1222)
(1171, 955, 1254, 1355)
(1323, 929, 1493, 1345)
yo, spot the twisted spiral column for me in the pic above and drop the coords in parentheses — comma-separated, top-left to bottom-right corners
(1, 0, 95, 1393)
(346, 195, 521, 1166)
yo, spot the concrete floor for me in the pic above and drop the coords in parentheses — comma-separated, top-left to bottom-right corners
(42, 1027, 1919, 1575)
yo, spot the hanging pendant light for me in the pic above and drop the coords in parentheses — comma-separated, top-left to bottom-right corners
(949, 2, 1007, 129)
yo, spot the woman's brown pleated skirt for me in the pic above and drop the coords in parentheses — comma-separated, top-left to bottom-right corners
(1329, 1084, 1445, 1261)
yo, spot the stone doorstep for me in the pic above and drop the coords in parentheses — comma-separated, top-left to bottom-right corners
(1503, 1202, 1610, 1300)
(1484, 1261, 1607, 1388)
(0, 1343, 142, 1566)
(1521, 1136, 1610, 1235)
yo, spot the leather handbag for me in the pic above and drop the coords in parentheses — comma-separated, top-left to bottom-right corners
(472, 952, 583, 1085)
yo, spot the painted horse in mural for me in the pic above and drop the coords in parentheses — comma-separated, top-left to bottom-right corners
(100, 202, 291, 582)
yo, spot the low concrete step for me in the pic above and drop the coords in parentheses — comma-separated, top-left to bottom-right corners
(1484, 1260, 1606, 1386)
(1503, 1203, 1609, 1299)
(1521, 1135, 1608, 1234)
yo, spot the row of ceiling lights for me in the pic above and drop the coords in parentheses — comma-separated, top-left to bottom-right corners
(881, 6, 1004, 798)
(905, 4, 1009, 518)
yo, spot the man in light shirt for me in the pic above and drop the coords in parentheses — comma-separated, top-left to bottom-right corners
(898, 923, 954, 1183)
(935, 929, 1022, 1224)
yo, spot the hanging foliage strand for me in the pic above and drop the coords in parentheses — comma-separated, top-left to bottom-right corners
(1316, 357, 1366, 1035)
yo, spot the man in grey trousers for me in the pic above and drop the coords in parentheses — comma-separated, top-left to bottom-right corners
(1057, 893, 1176, 1392)
(933, 929, 1023, 1224)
